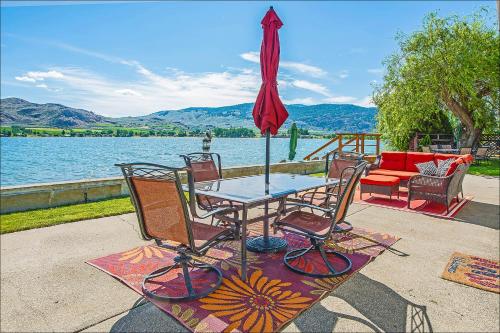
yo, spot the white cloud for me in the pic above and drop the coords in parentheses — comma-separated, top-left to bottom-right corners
(291, 80, 330, 96)
(15, 76, 36, 83)
(115, 88, 142, 96)
(14, 65, 261, 117)
(240, 52, 260, 63)
(368, 68, 384, 75)
(338, 70, 349, 79)
(353, 96, 375, 107)
(283, 97, 317, 105)
(36, 83, 48, 89)
(15, 70, 64, 83)
(240, 51, 326, 77)
(281, 62, 326, 77)
(323, 96, 357, 103)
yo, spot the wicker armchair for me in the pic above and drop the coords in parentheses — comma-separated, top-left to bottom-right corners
(474, 147, 490, 164)
(407, 163, 469, 213)
(117, 163, 239, 301)
(459, 147, 472, 155)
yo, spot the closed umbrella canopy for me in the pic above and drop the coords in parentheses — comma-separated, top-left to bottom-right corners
(252, 7, 289, 135)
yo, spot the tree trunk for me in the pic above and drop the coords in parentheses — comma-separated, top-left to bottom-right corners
(442, 91, 482, 148)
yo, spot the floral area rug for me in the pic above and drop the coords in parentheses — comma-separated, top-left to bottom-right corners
(441, 252, 499, 293)
(88, 227, 399, 332)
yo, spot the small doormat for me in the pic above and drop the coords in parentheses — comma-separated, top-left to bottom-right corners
(88, 228, 399, 332)
(354, 190, 472, 219)
(441, 252, 499, 293)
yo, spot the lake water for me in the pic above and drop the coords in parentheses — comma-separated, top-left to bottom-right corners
(0, 137, 382, 187)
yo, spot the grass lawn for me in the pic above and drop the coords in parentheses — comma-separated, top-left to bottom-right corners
(468, 159, 500, 177)
(0, 197, 135, 234)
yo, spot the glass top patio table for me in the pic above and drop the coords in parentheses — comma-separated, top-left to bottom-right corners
(186, 173, 340, 204)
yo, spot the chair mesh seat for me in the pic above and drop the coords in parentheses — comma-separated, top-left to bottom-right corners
(192, 222, 229, 247)
(279, 211, 331, 235)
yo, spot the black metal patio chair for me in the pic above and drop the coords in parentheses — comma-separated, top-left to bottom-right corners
(117, 163, 239, 301)
(274, 162, 367, 278)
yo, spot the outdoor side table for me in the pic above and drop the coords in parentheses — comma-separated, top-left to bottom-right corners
(360, 175, 400, 200)
(185, 173, 340, 281)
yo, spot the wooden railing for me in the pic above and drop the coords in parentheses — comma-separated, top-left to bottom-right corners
(304, 133, 382, 161)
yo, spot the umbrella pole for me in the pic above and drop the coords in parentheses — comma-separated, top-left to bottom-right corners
(263, 129, 271, 244)
(246, 129, 287, 253)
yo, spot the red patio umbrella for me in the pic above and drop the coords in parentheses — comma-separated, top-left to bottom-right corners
(247, 6, 289, 253)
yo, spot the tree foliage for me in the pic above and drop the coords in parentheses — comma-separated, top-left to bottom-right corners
(374, 9, 499, 150)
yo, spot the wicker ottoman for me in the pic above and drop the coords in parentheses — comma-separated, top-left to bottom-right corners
(360, 175, 400, 200)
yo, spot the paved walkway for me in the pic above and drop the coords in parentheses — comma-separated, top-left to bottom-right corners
(1, 175, 499, 332)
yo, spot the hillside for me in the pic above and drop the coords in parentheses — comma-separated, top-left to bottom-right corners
(0, 98, 105, 127)
(1, 98, 377, 132)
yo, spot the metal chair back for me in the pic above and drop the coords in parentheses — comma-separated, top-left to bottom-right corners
(117, 163, 195, 248)
(181, 153, 222, 182)
(476, 147, 488, 157)
(460, 147, 472, 155)
(329, 162, 366, 233)
(441, 144, 452, 150)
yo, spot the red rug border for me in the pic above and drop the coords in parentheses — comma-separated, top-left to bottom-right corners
(355, 195, 473, 220)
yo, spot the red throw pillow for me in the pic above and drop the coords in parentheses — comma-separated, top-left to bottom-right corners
(379, 151, 407, 170)
(405, 152, 435, 172)
(445, 157, 465, 176)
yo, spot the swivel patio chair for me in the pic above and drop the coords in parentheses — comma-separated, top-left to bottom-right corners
(181, 152, 242, 222)
(275, 162, 367, 278)
(430, 145, 439, 152)
(293, 151, 364, 209)
(117, 163, 239, 301)
(441, 144, 452, 150)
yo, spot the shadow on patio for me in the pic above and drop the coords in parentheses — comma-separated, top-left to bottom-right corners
(455, 201, 500, 230)
(109, 273, 433, 333)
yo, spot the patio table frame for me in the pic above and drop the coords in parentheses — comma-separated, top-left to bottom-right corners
(185, 173, 340, 281)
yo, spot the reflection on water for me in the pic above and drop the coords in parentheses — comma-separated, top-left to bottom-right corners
(0, 137, 382, 186)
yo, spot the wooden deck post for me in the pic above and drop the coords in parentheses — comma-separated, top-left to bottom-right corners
(338, 134, 343, 153)
(360, 134, 365, 154)
(376, 135, 381, 155)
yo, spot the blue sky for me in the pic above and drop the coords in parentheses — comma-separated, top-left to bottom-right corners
(1, 0, 497, 117)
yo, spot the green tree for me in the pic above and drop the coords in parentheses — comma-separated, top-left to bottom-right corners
(374, 10, 499, 150)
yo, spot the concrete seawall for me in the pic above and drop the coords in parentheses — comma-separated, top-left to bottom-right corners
(0, 160, 325, 214)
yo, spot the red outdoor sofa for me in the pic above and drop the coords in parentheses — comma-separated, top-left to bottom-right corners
(367, 151, 474, 212)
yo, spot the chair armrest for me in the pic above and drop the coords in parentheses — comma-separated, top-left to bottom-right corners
(408, 174, 452, 191)
(284, 202, 333, 214)
(195, 206, 238, 220)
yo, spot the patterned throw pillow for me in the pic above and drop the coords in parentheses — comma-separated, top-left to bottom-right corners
(415, 161, 437, 176)
(436, 158, 455, 177)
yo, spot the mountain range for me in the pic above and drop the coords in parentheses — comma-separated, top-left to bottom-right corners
(0, 97, 377, 132)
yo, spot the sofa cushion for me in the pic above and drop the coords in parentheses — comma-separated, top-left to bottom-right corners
(405, 152, 435, 172)
(379, 151, 407, 171)
(369, 169, 419, 180)
(361, 175, 400, 186)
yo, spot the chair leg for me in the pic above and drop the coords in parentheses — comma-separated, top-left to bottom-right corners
(142, 251, 222, 301)
(283, 240, 352, 278)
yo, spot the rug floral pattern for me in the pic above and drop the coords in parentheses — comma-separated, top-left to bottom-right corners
(88, 227, 399, 333)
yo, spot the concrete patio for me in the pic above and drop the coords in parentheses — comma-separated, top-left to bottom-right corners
(1, 174, 498, 332)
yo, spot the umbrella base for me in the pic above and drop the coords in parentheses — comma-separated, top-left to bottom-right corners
(246, 236, 287, 253)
